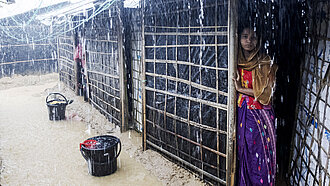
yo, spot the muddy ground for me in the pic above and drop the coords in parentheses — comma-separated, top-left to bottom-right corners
(0, 73, 206, 185)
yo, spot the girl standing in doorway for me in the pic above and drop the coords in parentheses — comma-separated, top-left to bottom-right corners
(234, 27, 278, 186)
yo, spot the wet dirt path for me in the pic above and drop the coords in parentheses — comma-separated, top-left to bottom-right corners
(0, 81, 161, 185)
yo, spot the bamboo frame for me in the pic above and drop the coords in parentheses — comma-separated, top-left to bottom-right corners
(144, 1, 226, 16)
(57, 37, 60, 83)
(146, 72, 228, 96)
(58, 42, 74, 48)
(146, 104, 227, 137)
(227, 0, 237, 185)
(85, 38, 117, 43)
(144, 32, 228, 36)
(142, 0, 231, 184)
(57, 34, 75, 91)
(59, 48, 74, 55)
(142, 0, 147, 151)
(0, 43, 51, 48)
(145, 86, 227, 110)
(288, 0, 330, 185)
(145, 59, 228, 72)
(0, 58, 56, 66)
(117, 1, 128, 132)
(145, 25, 228, 29)
(77, 1, 126, 129)
(87, 70, 121, 124)
(0, 30, 56, 76)
(147, 140, 227, 185)
(130, 7, 144, 133)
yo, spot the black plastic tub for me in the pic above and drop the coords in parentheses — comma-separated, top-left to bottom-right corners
(80, 135, 121, 177)
(46, 93, 73, 121)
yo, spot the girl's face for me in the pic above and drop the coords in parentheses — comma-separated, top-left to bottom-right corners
(240, 28, 258, 52)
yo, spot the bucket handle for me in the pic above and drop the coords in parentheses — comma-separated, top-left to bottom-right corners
(114, 139, 121, 159)
(46, 93, 73, 105)
(46, 93, 67, 104)
(80, 148, 89, 161)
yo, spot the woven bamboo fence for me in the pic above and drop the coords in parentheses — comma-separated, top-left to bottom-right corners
(289, 0, 330, 185)
(58, 34, 75, 91)
(0, 23, 57, 77)
(141, 0, 236, 185)
(57, 1, 129, 130)
(129, 7, 143, 132)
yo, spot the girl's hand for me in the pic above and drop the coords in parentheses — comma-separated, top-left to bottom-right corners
(232, 71, 241, 91)
(233, 71, 254, 97)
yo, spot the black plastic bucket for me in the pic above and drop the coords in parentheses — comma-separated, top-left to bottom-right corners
(46, 93, 73, 121)
(80, 135, 121, 177)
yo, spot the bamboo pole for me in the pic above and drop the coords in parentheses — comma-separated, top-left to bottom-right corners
(187, 9, 192, 166)
(145, 86, 227, 111)
(145, 25, 227, 29)
(142, 0, 147, 151)
(59, 47, 74, 54)
(174, 8, 179, 158)
(145, 104, 227, 133)
(145, 32, 228, 36)
(117, 1, 128, 132)
(215, 0, 220, 178)
(82, 37, 91, 103)
(145, 72, 228, 96)
(88, 70, 120, 82)
(0, 43, 51, 48)
(90, 98, 121, 123)
(57, 37, 61, 81)
(73, 33, 79, 95)
(227, 0, 238, 185)
(0, 58, 56, 66)
(134, 8, 143, 132)
(145, 58, 228, 71)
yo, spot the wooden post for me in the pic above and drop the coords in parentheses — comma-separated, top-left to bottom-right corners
(72, 32, 79, 95)
(118, 1, 129, 132)
(142, 0, 147, 151)
(82, 37, 91, 103)
(57, 37, 60, 81)
(227, 0, 238, 185)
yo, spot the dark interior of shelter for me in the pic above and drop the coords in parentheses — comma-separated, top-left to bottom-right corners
(0, 0, 329, 185)
(238, 0, 307, 182)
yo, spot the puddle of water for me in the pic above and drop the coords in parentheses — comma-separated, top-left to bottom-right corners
(0, 82, 161, 185)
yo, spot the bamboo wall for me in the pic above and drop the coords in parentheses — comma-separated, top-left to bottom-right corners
(289, 0, 330, 185)
(142, 0, 230, 184)
(85, 4, 122, 126)
(57, 1, 128, 130)
(129, 8, 143, 132)
(58, 32, 75, 91)
(0, 3, 69, 78)
(0, 17, 57, 78)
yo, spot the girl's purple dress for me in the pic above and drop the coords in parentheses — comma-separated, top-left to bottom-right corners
(237, 69, 276, 186)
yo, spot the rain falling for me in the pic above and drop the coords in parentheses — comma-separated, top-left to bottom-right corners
(0, 0, 329, 185)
